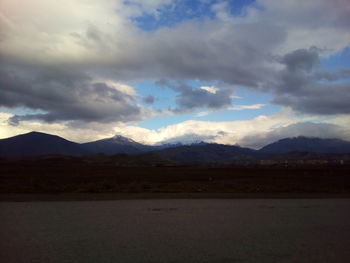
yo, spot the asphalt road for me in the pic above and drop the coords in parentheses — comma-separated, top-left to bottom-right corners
(1, 198, 350, 263)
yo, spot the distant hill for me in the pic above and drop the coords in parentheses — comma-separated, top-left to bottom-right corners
(81, 135, 153, 155)
(153, 143, 257, 163)
(0, 131, 86, 157)
(260, 137, 350, 154)
(2, 132, 350, 159)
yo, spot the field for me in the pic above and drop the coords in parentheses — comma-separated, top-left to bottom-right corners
(1, 158, 350, 195)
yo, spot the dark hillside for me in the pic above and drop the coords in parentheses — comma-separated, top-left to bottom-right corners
(0, 132, 86, 157)
(260, 137, 350, 154)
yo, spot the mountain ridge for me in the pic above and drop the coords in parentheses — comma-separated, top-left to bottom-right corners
(260, 136, 350, 154)
(1, 132, 350, 158)
(153, 143, 258, 163)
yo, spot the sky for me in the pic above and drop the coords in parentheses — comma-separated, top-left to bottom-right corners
(0, 0, 350, 148)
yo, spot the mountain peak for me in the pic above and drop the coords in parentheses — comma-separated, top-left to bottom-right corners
(105, 134, 140, 145)
(7, 131, 64, 141)
(112, 134, 135, 141)
(0, 131, 85, 157)
(27, 131, 43, 135)
(81, 134, 150, 155)
(23, 131, 51, 136)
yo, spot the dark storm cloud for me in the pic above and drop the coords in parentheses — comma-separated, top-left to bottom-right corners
(273, 82, 350, 115)
(102, 20, 286, 88)
(312, 71, 339, 81)
(281, 48, 319, 72)
(0, 66, 144, 124)
(266, 48, 350, 115)
(156, 80, 233, 112)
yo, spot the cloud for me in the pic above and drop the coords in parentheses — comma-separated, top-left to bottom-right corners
(267, 48, 350, 115)
(200, 86, 218, 94)
(156, 80, 233, 112)
(143, 95, 155, 104)
(281, 47, 319, 72)
(194, 104, 265, 118)
(0, 66, 147, 124)
(195, 111, 209, 117)
(228, 104, 265, 111)
(255, 0, 350, 54)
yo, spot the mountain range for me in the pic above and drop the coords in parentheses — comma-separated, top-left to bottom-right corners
(1, 132, 350, 161)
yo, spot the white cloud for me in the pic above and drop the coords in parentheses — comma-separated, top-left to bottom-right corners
(109, 109, 303, 145)
(111, 109, 350, 147)
(2, 110, 350, 148)
(228, 104, 265, 111)
(326, 115, 350, 138)
(200, 86, 218, 94)
(195, 111, 209, 117)
(194, 103, 265, 118)
(0, 0, 129, 64)
(98, 80, 137, 97)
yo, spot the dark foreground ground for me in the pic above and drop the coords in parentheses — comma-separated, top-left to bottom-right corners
(1, 158, 350, 195)
(1, 199, 350, 263)
(1, 160, 349, 262)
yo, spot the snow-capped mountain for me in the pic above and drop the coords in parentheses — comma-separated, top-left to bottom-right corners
(81, 135, 153, 155)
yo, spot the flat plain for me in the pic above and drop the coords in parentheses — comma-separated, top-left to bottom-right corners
(1, 158, 350, 194)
